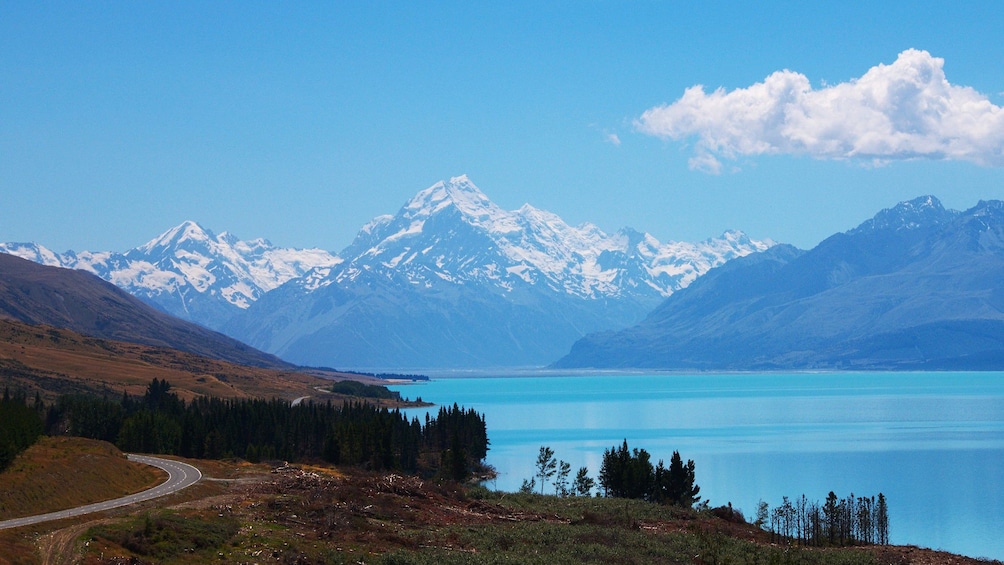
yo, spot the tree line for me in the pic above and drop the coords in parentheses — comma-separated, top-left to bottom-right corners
(598, 440, 700, 507)
(0, 388, 44, 472)
(521, 441, 891, 547)
(5, 379, 488, 480)
(520, 440, 701, 509)
(755, 491, 889, 546)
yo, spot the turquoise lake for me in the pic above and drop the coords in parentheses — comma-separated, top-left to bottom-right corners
(390, 372, 1004, 560)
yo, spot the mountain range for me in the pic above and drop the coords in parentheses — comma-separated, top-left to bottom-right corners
(2, 175, 771, 369)
(223, 176, 771, 368)
(555, 196, 1004, 370)
(0, 223, 340, 328)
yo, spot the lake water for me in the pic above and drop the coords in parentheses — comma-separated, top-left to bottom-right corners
(390, 372, 1004, 560)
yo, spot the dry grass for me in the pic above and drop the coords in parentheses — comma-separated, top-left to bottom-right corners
(0, 319, 344, 403)
(0, 437, 163, 521)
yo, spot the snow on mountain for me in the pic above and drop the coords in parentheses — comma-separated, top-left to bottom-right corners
(219, 175, 774, 368)
(4, 175, 774, 368)
(0, 242, 67, 267)
(1, 223, 340, 330)
(316, 175, 772, 302)
(849, 195, 959, 235)
(125, 220, 341, 303)
(555, 195, 1004, 371)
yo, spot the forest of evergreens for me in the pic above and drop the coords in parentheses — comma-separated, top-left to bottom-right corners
(521, 440, 701, 509)
(598, 439, 701, 507)
(0, 388, 44, 472)
(328, 379, 407, 401)
(3, 379, 488, 480)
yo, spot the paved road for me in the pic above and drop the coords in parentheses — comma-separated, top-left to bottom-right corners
(0, 454, 202, 530)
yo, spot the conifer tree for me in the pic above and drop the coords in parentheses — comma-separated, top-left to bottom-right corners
(554, 460, 571, 496)
(573, 466, 594, 497)
(535, 446, 557, 494)
(875, 493, 889, 545)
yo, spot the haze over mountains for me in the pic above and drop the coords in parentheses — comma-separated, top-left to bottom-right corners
(2, 175, 771, 369)
(556, 196, 1004, 370)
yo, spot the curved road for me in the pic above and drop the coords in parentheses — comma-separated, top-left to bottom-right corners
(0, 454, 202, 530)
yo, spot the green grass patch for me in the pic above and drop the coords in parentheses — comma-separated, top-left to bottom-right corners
(372, 489, 879, 565)
(376, 525, 879, 565)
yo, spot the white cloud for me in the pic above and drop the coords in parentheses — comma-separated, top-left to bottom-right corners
(636, 49, 1004, 173)
(605, 133, 622, 146)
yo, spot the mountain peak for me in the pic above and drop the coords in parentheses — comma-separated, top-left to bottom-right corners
(850, 195, 956, 235)
(403, 176, 502, 223)
(140, 220, 215, 252)
(218, 231, 240, 246)
(970, 199, 1004, 217)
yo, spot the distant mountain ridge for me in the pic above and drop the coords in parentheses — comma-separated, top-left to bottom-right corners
(3, 175, 772, 369)
(0, 223, 341, 330)
(555, 195, 1004, 370)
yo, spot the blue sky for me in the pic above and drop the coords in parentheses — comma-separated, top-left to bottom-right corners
(2, 1, 1003, 253)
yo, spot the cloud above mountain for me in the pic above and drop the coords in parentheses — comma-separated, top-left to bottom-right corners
(636, 49, 1004, 173)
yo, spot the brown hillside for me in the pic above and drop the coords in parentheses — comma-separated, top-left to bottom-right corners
(0, 319, 341, 402)
(0, 436, 162, 521)
(0, 253, 289, 369)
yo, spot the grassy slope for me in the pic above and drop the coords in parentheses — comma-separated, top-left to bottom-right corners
(0, 437, 162, 521)
(0, 252, 290, 370)
(0, 319, 357, 403)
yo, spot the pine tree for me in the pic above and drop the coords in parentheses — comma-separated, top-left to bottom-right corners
(875, 493, 889, 545)
(666, 450, 700, 508)
(554, 460, 571, 496)
(535, 446, 557, 494)
(573, 466, 595, 497)
(519, 477, 536, 494)
(755, 499, 769, 529)
(824, 491, 839, 544)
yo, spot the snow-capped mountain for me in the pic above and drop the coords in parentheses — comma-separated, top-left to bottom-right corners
(3, 175, 773, 368)
(0, 222, 340, 330)
(224, 176, 772, 368)
(288, 175, 770, 301)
